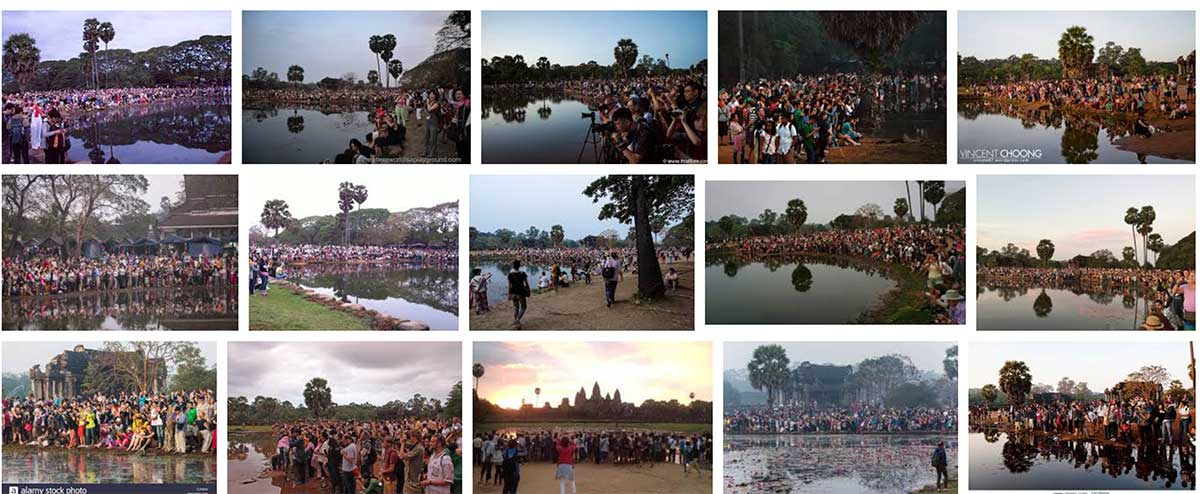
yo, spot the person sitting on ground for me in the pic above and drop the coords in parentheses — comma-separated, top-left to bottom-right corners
(665, 268, 680, 291)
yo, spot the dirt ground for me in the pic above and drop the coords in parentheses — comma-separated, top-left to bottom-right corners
(717, 138, 945, 164)
(474, 462, 710, 494)
(469, 262, 694, 330)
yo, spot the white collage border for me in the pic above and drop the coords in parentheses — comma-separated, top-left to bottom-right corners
(0, 0, 1197, 493)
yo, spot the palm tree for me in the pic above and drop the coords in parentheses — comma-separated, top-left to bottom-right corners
(260, 199, 293, 237)
(904, 181, 914, 221)
(388, 60, 404, 87)
(1148, 233, 1164, 265)
(1058, 26, 1095, 79)
(534, 387, 541, 408)
(82, 18, 101, 89)
(915, 180, 926, 221)
(472, 363, 485, 390)
(368, 35, 384, 86)
(1137, 206, 1156, 267)
(1124, 207, 1141, 262)
(747, 344, 790, 409)
(379, 34, 397, 87)
(98, 22, 115, 88)
(817, 12, 924, 79)
(287, 65, 304, 85)
(893, 198, 909, 222)
(613, 38, 638, 78)
(2, 33, 41, 93)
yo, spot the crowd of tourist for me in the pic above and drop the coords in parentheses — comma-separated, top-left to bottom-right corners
(717, 73, 945, 163)
(709, 224, 967, 324)
(971, 395, 1194, 447)
(2, 253, 238, 298)
(262, 417, 462, 494)
(979, 267, 1195, 330)
(3, 389, 217, 454)
(249, 244, 457, 296)
(488, 74, 707, 163)
(246, 86, 469, 164)
(725, 405, 957, 434)
(473, 429, 710, 493)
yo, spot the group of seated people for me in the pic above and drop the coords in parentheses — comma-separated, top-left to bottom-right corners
(726, 404, 957, 434)
(3, 389, 217, 454)
(2, 253, 237, 297)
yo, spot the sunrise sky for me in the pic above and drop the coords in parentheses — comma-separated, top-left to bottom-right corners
(473, 341, 712, 410)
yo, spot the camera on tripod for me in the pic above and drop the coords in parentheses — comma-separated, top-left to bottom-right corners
(580, 111, 616, 133)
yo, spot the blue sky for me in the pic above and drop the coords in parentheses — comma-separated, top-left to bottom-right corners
(243, 11, 448, 80)
(968, 342, 1190, 389)
(471, 175, 639, 239)
(959, 11, 1194, 61)
(2, 11, 230, 61)
(978, 175, 1194, 260)
(705, 181, 965, 224)
(482, 11, 707, 68)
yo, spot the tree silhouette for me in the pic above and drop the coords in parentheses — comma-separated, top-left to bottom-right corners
(303, 377, 332, 418)
(260, 199, 293, 237)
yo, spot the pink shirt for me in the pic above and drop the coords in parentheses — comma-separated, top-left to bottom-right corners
(1184, 284, 1195, 312)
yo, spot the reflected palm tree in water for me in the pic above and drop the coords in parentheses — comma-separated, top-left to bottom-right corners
(1002, 439, 1038, 473)
(1061, 122, 1100, 164)
(791, 264, 813, 293)
(1033, 289, 1053, 318)
(537, 101, 552, 120)
(286, 110, 305, 134)
(723, 261, 741, 278)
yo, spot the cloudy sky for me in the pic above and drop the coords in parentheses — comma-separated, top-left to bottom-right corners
(959, 12, 1194, 62)
(252, 172, 457, 224)
(229, 342, 460, 406)
(706, 181, 965, 224)
(3, 342, 216, 375)
(978, 175, 1194, 259)
(482, 11, 707, 68)
(724, 342, 954, 374)
(243, 11, 448, 81)
(2, 11, 231, 61)
(471, 175, 640, 239)
(968, 342, 1190, 389)
(474, 341, 711, 410)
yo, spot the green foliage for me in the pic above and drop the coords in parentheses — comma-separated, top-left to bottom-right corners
(4, 35, 231, 91)
(304, 378, 333, 418)
(269, 202, 457, 247)
(229, 381, 460, 425)
(1156, 232, 1195, 270)
(169, 342, 216, 393)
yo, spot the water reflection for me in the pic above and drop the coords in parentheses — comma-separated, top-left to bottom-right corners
(289, 263, 458, 330)
(705, 254, 896, 324)
(2, 286, 238, 330)
(969, 430, 1194, 490)
(977, 283, 1156, 330)
(227, 431, 279, 494)
(2, 446, 217, 484)
(477, 260, 588, 306)
(958, 98, 1192, 164)
(65, 97, 232, 164)
(725, 434, 956, 494)
(482, 91, 602, 164)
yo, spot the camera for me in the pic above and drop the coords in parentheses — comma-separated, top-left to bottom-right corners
(592, 122, 616, 133)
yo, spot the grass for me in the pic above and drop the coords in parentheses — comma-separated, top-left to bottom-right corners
(912, 477, 957, 493)
(229, 424, 274, 433)
(477, 421, 712, 434)
(249, 288, 372, 330)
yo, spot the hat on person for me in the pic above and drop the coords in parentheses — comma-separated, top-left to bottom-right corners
(941, 289, 965, 302)
(1143, 315, 1165, 330)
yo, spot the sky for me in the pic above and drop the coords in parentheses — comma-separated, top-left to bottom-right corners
(705, 181, 965, 224)
(959, 11, 1194, 61)
(471, 175, 635, 238)
(968, 342, 1190, 389)
(242, 11, 449, 81)
(228, 342, 460, 406)
(474, 341, 712, 410)
(252, 173, 457, 224)
(482, 11, 707, 68)
(2, 342, 216, 375)
(2, 11, 231, 61)
(724, 342, 954, 374)
(978, 175, 1194, 259)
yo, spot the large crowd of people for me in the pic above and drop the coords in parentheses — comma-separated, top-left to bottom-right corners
(245, 86, 469, 164)
(979, 267, 1195, 330)
(971, 395, 1194, 448)
(717, 73, 945, 163)
(709, 224, 967, 324)
(3, 389, 217, 454)
(2, 253, 238, 298)
(261, 417, 462, 494)
(726, 405, 957, 434)
(473, 429, 711, 493)
(249, 244, 457, 297)
(3, 87, 231, 164)
(487, 74, 707, 163)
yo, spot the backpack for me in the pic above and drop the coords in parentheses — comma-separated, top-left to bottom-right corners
(602, 266, 617, 281)
(10, 117, 26, 142)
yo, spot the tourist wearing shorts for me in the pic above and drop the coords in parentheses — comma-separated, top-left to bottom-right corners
(507, 260, 530, 329)
(554, 436, 577, 494)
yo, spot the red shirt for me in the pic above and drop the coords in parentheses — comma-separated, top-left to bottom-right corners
(556, 443, 577, 465)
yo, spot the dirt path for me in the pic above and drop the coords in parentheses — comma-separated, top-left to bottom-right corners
(718, 139, 944, 164)
(475, 462, 710, 494)
(470, 263, 694, 330)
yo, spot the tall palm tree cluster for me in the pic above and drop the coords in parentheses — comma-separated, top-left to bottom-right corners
(368, 34, 404, 88)
(81, 18, 116, 90)
(1124, 206, 1162, 267)
(337, 182, 369, 245)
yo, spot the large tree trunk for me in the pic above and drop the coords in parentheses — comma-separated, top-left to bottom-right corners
(632, 177, 665, 299)
(737, 12, 746, 82)
(904, 182, 913, 222)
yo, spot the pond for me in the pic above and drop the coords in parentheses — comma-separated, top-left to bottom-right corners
(957, 100, 1193, 164)
(725, 434, 956, 494)
(969, 431, 1193, 490)
(976, 285, 1155, 330)
(705, 256, 897, 324)
(2, 446, 217, 484)
(242, 107, 463, 164)
(475, 260, 591, 306)
(228, 431, 278, 494)
(2, 286, 238, 331)
(288, 264, 458, 330)
(65, 97, 231, 164)
(482, 94, 607, 164)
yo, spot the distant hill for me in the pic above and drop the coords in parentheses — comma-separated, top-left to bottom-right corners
(399, 47, 469, 90)
(1156, 231, 1196, 269)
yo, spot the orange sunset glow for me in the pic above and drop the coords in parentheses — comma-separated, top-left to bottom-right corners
(474, 341, 713, 410)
